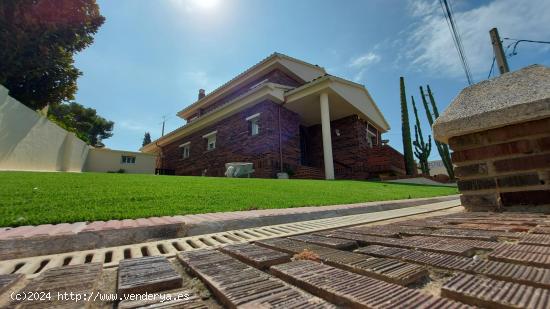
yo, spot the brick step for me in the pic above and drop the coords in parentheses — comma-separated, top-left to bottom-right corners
(292, 166, 325, 180)
(218, 243, 291, 269)
(255, 238, 427, 285)
(357, 245, 550, 289)
(532, 227, 550, 234)
(288, 234, 358, 250)
(271, 260, 472, 308)
(117, 256, 182, 295)
(342, 223, 517, 241)
(8, 263, 103, 308)
(177, 249, 335, 308)
(119, 290, 209, 309)
(441, 273, 550, 309)
(0, 274, 24, 297)
(489, 244, 550, 268)
(519, 234, 550, 246)
(316, 231, 498, 257)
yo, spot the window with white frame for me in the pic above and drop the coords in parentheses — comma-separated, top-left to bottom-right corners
(366, 124, 378, 148)
(246, 113, 260, 136)
(180, 142, 191, 159)
(121, 155, 136, 164)
(203, 131, 217, 150)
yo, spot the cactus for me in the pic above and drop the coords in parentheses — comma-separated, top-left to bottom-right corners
(400, 77, 415, 175)
(420, 85, 455, 180)
(411, 96, 431, 174)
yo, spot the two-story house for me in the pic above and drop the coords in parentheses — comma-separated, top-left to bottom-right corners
(141, 53, 406, 179)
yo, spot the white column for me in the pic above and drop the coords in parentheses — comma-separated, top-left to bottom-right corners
(320, 92, 335, 180)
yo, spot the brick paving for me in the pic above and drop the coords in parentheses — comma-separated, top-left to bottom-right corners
(3, 210, 550, 308)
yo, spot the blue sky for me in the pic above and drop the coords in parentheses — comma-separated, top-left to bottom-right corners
(74, 0, 550, 160)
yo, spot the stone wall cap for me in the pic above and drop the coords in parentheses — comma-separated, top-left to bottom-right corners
(433, 65, 550, 143)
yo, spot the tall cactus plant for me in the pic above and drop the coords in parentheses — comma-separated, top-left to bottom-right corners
(400, 77, 415, 175)
(420, 85, 455, 179)
(411, 96, 431, 174)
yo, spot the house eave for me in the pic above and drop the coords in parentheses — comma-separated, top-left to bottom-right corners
(176, 53, 326, 120)
(141, 82, 289, 153)
(285, 75, 391, 132)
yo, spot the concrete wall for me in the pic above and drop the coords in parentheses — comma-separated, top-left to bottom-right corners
(0, 85, 89, 172)
(84, 148, 156, 174)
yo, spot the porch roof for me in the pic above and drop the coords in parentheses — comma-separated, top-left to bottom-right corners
(285, 75, 390, 132)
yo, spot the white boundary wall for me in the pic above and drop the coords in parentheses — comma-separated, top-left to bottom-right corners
(0, 85, 89, 172)
(0, 85, 156, 173)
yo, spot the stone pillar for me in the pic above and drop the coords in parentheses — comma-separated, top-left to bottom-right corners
(433, 65, 550, 211)
(320, 92, 335, 180)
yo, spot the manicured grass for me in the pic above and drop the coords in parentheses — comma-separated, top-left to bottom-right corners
(0, 171, 457, 227)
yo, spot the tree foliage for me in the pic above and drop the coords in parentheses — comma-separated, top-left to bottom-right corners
(48, 102, 113, 146)
(0, 0, 105, 110)
(400, 77, 415, 175)
(142, 132, 152, 147)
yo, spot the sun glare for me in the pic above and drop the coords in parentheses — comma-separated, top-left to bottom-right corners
(190, 0, 220, 10)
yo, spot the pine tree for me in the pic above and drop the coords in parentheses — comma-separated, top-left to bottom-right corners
(400, 77, 415, 175)
(420, 85, 455, 179)
(142, 132, 152, 147)
(411, 96, 431, 174)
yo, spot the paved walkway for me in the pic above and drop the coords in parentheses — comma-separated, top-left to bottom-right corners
(3, 208, 550, 308)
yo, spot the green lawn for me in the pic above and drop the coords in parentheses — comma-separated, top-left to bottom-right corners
(0, 171, 457, 227)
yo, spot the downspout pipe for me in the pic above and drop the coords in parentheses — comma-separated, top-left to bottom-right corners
(278, 103, 283, 172)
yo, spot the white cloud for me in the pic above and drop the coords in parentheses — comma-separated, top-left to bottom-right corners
(349, 52, 381, 68)
(118, 120, 149, 132)
(404, 0, 550, 79)
(348, 52, 381, 82)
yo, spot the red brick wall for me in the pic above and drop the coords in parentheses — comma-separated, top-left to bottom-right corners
(161, 100, 300, 178)
(449, 117, 550, 211)
(186, 69, 302, 121)
(304, 115, 404, 179)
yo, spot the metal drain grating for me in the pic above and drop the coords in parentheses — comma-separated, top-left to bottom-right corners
(0, 199, 460, 278)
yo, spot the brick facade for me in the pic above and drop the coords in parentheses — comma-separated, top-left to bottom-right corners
(161, 99, 300, 178)
(450, 117, 550, 211)
(303, 115, 404, 179)
(160, 104, 406, 180)
(186, 69, 301, 121)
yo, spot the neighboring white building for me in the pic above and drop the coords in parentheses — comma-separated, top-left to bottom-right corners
(0, 84, 156, 174)
(84, 148, 156, 174)
(428, 160, 448, 176)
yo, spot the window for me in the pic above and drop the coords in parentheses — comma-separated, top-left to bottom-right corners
(121, 155, 136, 164)
(366, 123, 378, 148)
(246, 113, 260, 136)
(203, 131, 217, 150)
(179, 142, 191, 159)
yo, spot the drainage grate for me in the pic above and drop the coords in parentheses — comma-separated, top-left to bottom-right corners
(0, 199, 460, 278)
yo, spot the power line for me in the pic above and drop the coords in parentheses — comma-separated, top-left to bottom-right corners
(438, 0, 473, 85)
(503, 38, 550, 57)
(438, 0, 473, 84)
(488, 37, 550, 78)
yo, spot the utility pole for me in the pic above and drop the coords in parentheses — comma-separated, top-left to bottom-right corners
(490, 28, 510, 74)
(161, 115, 166, 137)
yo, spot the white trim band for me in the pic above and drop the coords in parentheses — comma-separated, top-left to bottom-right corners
(245, 113, 261, 121)
(202, 130, 217, 138)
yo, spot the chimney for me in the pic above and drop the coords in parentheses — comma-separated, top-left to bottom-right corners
(198, 89, 205, 100)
